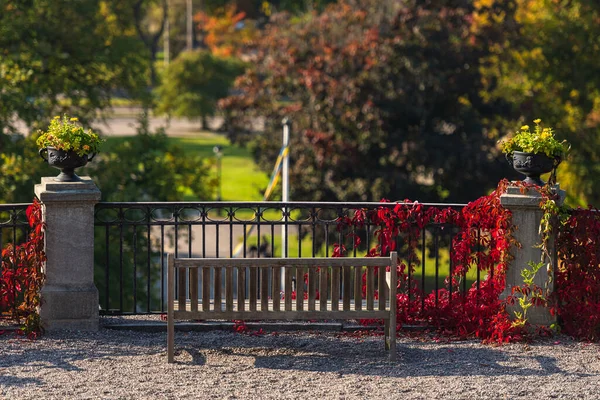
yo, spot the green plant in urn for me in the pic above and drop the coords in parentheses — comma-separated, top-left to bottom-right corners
(499, 119, 569, 186)
(37, 115, 103, 182)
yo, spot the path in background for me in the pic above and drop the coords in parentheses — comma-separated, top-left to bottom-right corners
(14, 107, 264, 137)
(94, 114, 224, 137)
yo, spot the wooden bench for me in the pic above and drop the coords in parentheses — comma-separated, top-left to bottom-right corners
(167, 252, 398, 362)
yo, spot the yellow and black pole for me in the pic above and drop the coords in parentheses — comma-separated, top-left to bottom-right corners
(281, 117, 291, 291)
(230, 127, 289, 258)
(281, 117, 291, 258)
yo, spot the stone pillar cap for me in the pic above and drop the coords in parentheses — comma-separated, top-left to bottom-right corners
(35, 176, 101, 203)
(500, 183, 566, 208)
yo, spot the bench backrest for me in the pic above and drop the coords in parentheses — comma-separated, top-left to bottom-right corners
(168, 252, 397, 319)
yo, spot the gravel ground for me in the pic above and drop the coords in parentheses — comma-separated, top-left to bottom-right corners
(1, 316, 600, 399)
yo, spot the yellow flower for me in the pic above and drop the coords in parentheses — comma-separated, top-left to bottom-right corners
(521, 125, 529, 131)
(83, 145, 90, 151)
(70, 117, 78, 122)
(541, 132, 550, 139)
(53, 116, 60, 120)
(533, 118, 541, 124)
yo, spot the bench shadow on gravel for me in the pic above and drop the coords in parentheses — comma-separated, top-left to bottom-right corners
(174, 332, 587, 379)
(0, 375, 43, 390)
(0, 329, 591, 383)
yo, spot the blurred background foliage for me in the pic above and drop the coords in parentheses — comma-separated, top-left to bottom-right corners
(1, 0, 599, 207)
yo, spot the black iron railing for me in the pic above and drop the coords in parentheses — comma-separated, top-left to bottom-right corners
(94, 201, 473, 315)
(0, 203, 32, 253)
(0, 203, 33, 307)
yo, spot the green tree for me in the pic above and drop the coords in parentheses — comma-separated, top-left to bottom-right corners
(0, 134, 54, 203)
(223, 0, 515, 203)
(0, 112, 216, 204)
(477, 0, 600, 206)
(0, 0, 150, 133)
(155, 50, 245, 129)
(130, 0, 168, 86)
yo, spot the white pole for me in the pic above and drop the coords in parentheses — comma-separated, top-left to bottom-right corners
(281, 117, 290, 257)
(281, 117, 290, 292)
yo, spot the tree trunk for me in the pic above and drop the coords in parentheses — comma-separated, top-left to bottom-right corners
(133, 0, 168, 87)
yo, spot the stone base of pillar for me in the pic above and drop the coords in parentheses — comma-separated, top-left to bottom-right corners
(504, 304, 555, 327)
(35, 176, 101, 332)
(40, 285, 99, 331)
(500, 184, 565, 328)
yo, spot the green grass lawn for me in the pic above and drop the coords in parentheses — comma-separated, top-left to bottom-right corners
(175, 135, 271, 202)
(104, 131, 270, 201)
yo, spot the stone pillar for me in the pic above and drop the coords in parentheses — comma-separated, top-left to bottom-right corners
(35, 177, 101, 331)
(500, 184, 565, 326)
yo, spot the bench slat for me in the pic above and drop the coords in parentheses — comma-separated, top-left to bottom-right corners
(178, 268, 186, 312)
(319, 266, 328, 311)
(226, 267, 233, 312)
(272, 267, 281, 311)
(366, 266, 374, 310)
(249, 267, 257, 311)
(284, 267, 293, 311)
(343, 266, 351, 311)
(378, 264, 386, 311)
(308, 266, 316, 311)
(331, 266, 340, 311)
(202, 267, 210, 311)
(296, 266, 304, 311)
(237, 267, 245, 311)
(214, 267, 222, 311)
(354, 266, 362, 311)
(189, 268, 198, 312)
(261, 267, 269, 312)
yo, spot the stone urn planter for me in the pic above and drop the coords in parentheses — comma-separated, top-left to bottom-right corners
(499, 119, 569, 187)
(39, 147, 95, 182)
(36, 115, 102, 182)
(507, 151, 560, 186)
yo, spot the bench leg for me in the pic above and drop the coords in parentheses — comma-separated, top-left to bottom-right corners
(167, 314, 174, 363)
(167, 254, 175, 363)
(388, 319, 397, 361)
(384, 320, 390, 351)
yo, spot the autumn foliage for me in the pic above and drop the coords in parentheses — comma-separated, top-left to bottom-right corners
(332, 180, 526, 342)
(194, 4, 257, 57)
(330, 179, 600, 343)
(554, 207, 600, 340)
(223, 0, 515, 203)
(0, 199, 45, 336)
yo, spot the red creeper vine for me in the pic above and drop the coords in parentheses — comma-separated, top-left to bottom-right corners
(0, 199, 45, 337)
